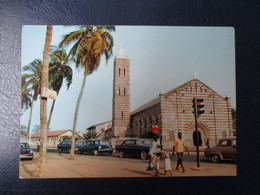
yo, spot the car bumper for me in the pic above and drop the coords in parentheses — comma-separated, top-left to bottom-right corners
(20, 154, 34, 159)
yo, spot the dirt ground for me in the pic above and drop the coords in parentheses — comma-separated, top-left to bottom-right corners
(20, 152, 236, 179)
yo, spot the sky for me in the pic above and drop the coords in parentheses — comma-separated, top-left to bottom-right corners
(21, 25, 236, 133)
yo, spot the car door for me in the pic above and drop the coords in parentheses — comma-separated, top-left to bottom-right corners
(220, 140, 233, 159)
(121, 140, 132, 155)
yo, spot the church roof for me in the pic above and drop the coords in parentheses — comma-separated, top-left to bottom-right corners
(131, 79, 228, 115)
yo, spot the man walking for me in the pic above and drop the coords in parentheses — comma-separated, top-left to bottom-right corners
(172, 132, 190, 173)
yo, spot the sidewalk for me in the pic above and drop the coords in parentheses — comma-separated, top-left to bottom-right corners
(20, 152, 236, 178)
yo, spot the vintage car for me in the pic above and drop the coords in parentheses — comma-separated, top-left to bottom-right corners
(79, 139, 113, 156)
(204, 136, 237, 163)
(115, 138, 152, 160)
(20, 142, 34, 160)
(57, 140, 82, 153)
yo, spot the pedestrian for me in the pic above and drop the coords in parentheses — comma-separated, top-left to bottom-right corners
(206, 138, 210, 148)
(37, 139, 40, 151)
(172, 132, 190, 173)
(147, 135, 161, 176)
(164, 153, 172, 176)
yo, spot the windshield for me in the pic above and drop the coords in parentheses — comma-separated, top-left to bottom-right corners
(21, 143, 29, 148)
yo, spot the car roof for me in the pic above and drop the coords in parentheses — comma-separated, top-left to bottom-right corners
(219, 136, 236, 141)
(85, 139, 100, 141)
(124, 138, 150, 141)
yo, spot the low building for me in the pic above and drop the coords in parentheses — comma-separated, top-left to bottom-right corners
(30, 130, 84, 147)
(87, 121, 112, 140)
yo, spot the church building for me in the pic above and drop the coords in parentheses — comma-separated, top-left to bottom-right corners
(102, 47, 233, 150)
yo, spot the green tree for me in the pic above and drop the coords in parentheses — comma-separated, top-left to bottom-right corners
(47, 46, 73, 130)
(83, 130, 100, 139)
(22, 59, 42, 142)
(32, 124, 40, 133)
(59, 25, 115, 160)
(21, 77, 32, 113)
(33, 25, 53, 178)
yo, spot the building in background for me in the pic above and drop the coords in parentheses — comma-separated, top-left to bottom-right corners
(99, 47, 233, 150)
(30, 130, 84, 147)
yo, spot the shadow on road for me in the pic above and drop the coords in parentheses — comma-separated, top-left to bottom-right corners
(122, 168, 155, 177)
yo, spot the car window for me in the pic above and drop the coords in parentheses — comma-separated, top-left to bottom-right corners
(21, 143, 29, 148)
(123, 140, 132, 146)
(221, 140, 232, 147)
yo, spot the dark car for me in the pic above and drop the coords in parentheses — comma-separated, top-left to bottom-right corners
(57, 140, 82, 153)
(204, 136, 236, 163)
(115, 138, 152, 160)
(79, 139, 113, 156)
(20, 143, 34, 160)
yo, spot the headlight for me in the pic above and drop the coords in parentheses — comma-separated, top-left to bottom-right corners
(98, 146, 101, 150)
(30, 150, 33, 154)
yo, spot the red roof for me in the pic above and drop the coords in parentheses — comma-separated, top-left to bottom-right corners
(31, 130, 70, 138)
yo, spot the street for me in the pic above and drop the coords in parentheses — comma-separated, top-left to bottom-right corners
(20, 149, 236, 178)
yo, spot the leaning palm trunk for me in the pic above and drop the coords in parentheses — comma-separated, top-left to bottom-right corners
(26, 100, 34, 143)
(33, 25, 52, 178)
(47, 99, 56, 130)
(70, 73, 87, 160)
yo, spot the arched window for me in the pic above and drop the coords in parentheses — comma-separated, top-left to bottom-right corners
(193, 131, 202, 146)
(124, 69, 126, 76)
(119, 87, 121, 95)
(124, 87, 126, 95)
(121, 111, 124, 118)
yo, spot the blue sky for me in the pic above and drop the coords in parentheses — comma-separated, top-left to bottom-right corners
(21, 25, 236, 133)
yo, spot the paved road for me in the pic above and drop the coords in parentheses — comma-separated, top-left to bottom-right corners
(20, 150, 236, 178)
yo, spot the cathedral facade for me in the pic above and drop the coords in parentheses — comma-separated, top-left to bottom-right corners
(106, 48, 233, 150)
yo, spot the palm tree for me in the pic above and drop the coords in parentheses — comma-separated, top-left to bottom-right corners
(21, 59, 42, 142)
(21, 77, 32, 113)
(59, 25, 115, 160)
(83, 130, 100, 139)
(47, 46, 73, 130)
(33, 25, 53, 178)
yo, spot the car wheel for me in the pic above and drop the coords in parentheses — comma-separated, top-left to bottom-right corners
(58, 148, 62, 153)
(140, 151, 148, 160)
(93, 150, 98, 156)
(109, 151, 113, 155)
(211, 154, 220, 163)
(80, 150, 84, 155)
(119, 151, 125, 158)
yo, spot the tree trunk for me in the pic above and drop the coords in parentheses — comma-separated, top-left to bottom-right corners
(70, 73, 87, 160)
(26, 99, 34, 143)
(47, 99, 56, 130)
(33, 25, 52, 178)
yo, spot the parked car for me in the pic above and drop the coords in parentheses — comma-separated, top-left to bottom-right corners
(20, 142, 34, 160)
(115, 138, 152, 160)
(204, 136, 237, 163)
(79, 139, 113, 156)
(57, 140, 82, 153)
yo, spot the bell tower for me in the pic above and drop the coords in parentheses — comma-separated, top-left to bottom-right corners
(112, 44, 130, 137)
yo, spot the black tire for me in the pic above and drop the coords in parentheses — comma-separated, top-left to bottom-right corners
(58, 148, 62, 153)
(211, 154, 220, 163)
(119, 151, 125, 158)
(93, 150, 98, 156)
(140, 151, 148, 160)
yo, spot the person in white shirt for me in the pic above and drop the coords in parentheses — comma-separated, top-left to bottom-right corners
(164, 153, 172, 175)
